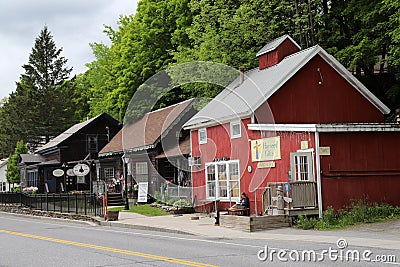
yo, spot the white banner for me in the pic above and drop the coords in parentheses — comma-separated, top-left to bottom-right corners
(137, 182, 148, 203)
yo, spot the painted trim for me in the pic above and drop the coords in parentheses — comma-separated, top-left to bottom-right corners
(198, 128, 207, 144)
(248, 124, 317, 132)
(248, 123, 400, 132)
(315, 131, 323, 218)
(230, 121, 242, 139)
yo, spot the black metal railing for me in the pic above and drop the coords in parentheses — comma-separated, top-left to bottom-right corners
(0, 192, 104, 217)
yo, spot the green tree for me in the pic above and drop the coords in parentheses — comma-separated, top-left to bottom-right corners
(0, 26, 79, 154)
(6, 140, 28, 187)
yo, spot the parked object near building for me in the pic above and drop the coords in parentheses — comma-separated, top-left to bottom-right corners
(184, 35, 400, 217)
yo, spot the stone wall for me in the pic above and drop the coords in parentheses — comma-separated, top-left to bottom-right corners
(0, 204, 102, 224)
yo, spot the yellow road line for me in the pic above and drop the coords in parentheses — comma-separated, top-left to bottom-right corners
(0, 230, 218, 267)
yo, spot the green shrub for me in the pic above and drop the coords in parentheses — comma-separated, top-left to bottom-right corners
(173, 199, 192, 208)
(296, 214, 318, 230)
(295, 202, 400, 230)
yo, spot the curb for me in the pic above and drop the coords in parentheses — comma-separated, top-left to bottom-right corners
(99, 220, 196, 236)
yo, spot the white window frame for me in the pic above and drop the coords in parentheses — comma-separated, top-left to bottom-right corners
(290, 152, 314, 181)
(230, 121, 241, 139)
(205, 160, 240, 201)
(104, 167, 115, 180)
(198, 128, 207, 144)
(136, 162, 149, 183)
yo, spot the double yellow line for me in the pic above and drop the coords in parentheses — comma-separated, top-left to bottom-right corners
(0, 230, 218, 267)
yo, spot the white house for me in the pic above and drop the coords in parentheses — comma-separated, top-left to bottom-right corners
(0, 158, 9, 192)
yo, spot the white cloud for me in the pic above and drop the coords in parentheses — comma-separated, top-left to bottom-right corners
(0, 0, 138, 98)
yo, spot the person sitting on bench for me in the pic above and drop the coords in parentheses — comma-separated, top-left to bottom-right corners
(229, 192, 250, 211)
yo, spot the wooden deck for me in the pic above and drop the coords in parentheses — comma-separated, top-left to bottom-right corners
(219, 214, 290, 232)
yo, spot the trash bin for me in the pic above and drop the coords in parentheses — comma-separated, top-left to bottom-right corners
(106, 210, 119, 221)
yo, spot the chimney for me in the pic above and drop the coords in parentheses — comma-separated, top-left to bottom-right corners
(239, 66, 245, 84)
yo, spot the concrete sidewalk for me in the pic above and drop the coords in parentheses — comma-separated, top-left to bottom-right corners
(100, 211, 400, 251)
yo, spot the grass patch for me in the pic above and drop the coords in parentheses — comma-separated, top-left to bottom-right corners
(295, 201, 400, 230)
(108, 204, 169, 216)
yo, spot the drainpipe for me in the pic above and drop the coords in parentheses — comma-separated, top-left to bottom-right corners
(315, 131, 323, 218)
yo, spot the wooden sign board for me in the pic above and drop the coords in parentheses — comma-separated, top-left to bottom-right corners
(258, 161, 276, 168)
(319, 147, 331, 156)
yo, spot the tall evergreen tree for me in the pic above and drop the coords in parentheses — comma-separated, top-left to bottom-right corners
(0, 26, 78, 154)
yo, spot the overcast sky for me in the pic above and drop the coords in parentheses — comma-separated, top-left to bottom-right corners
(0, 0, 139, 99)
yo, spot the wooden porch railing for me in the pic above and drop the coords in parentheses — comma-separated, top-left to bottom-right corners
(262, 181, 317, 214)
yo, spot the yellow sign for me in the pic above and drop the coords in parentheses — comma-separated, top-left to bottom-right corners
(251, 136, 281, 162)
(301, 141, 309, 150)
(258, 161, 276, 168)
(319, 147, 331, 156)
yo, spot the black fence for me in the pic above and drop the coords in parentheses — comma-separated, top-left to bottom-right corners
(0, 192, 104, 217)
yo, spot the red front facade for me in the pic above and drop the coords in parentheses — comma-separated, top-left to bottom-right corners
(188, 36, 398, 215)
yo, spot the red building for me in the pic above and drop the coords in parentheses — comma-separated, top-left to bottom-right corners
(184, 35, 400, 217)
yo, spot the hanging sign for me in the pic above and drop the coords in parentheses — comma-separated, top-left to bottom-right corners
(251, 136, 281, 162)
(52, 169, 64, 177)
(73, 163, 90, 176)
(66, 169, 75, 176)
(77, 176, 86, 184)
(137, 182, 148, 203)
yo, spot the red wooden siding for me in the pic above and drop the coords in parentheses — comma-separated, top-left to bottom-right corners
(256, 55, 385, 124)
(258, 38, 300, 70)
(191, 118, 317, 214)
(320, 132, 400, 210)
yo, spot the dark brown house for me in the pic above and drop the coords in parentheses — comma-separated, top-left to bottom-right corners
(98, 99, 198, 201)
(19, 113, 120, 193)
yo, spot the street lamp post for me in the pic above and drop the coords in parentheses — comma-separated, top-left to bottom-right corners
(62, 162, 67, 193)
(122, 154, 129, 210)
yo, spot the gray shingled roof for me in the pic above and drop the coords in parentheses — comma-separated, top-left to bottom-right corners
(19, 154, 45, 164)
(184, 45, 390, 129)
(256, 35, 301, 57)
(35, 113, 108, 153)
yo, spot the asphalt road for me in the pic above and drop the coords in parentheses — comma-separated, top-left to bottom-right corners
(0, 213, 398, 266)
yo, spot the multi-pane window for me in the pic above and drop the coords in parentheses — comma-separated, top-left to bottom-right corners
(136, 162, 148, 183)
(205, 160, 240, 200)
(198, 128, 207, 144)
(229, 162, 240, 198)
(1, 182, 6, 192)
(290, 152, 314, 181)
(104, 168, 115, 180)
(87, 135, 98, 152)
(230, 122, 241, 138)
(206, 165, 215, 198)
(27, 170, 38, 187)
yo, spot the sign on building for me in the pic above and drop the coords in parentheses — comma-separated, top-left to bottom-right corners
(251, 136, 281, 162)
(137, 182, 148, 203)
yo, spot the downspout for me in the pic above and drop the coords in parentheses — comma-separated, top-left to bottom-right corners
(315, 131, 323, 218)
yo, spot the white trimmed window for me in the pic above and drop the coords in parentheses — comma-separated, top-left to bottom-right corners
(205, 160, 240, 200)
(290, 152, 314, 181)
(136, 162, 148, 183)
(198, 128, 207, 144)
(230, 121, 241, 138)
(104, 168, 115, 180)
